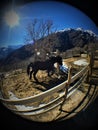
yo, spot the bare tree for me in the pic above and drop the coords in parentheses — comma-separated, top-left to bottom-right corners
(26, 19, 57, 43)
(25, 19, 57, 60)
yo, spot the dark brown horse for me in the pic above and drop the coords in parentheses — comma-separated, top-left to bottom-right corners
(27, 56, 63, 82)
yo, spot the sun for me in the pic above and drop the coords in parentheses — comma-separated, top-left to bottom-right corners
(4, 10, 20, 28)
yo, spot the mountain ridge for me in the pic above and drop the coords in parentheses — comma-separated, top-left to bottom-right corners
(0, 28, 98, 71)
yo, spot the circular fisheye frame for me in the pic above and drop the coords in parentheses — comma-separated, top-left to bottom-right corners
(0, 1, 98, 123)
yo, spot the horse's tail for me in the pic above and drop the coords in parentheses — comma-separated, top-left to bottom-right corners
(27, 62, 33, 75)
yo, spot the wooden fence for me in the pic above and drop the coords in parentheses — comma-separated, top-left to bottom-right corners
(0, 65, 90, 116)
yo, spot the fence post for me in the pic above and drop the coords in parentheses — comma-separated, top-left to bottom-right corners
(66, 65, 72, 85)
(59, 65, 72, 111)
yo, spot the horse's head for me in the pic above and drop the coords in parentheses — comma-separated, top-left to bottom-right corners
(56, 56, 63, 66)
(49, 55, 63, 65)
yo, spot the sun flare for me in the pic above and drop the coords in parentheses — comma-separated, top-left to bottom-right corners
(4, 10, 20, 28)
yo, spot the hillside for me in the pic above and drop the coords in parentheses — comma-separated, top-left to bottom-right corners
(0, 45, 23, 60)
(0, 28, 98, 71)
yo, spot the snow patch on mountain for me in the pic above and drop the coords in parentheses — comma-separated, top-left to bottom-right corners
(57, 27, 97, 37)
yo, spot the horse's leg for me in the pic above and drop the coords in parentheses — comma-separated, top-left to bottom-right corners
(33, 70, 39, 82)
(56, 63, 60, 74)
(47, 67, 54, 77)
(47, 69, 51, 77)
(50, 67, 55, 76)
(30, 70, 33, 80)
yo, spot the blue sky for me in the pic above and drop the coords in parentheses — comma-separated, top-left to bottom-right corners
(0, 1, 98, 47)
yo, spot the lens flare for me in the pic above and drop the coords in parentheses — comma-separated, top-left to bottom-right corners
(4, 10, 20, 28)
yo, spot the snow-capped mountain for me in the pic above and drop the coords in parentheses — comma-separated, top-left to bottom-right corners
(58, 27, 97, 37)
(0, 28, 98, 71)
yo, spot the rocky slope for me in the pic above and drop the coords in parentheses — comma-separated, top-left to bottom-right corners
(0, 28, 98, 71)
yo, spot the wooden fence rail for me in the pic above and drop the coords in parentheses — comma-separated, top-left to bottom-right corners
(0, 65, 89, 116)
